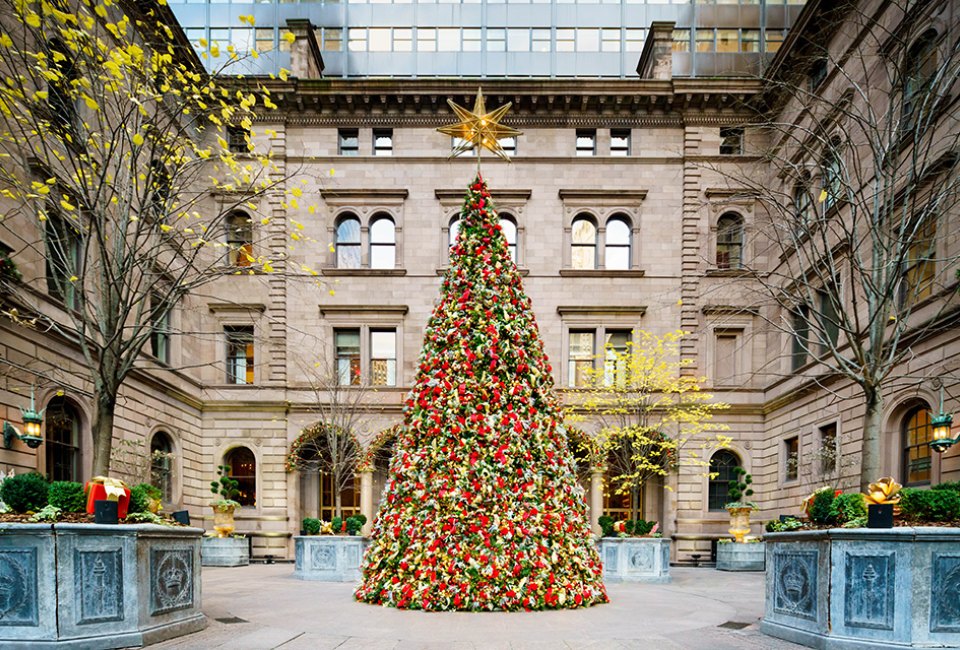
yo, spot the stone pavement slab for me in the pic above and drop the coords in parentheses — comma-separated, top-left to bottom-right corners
(148, 565, 805, 650)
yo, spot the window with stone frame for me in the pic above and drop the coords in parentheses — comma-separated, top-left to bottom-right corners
(226, 211, 254, 267)
(791, 305, 810, 371)
(784, 436, 799, 481)
(226, 124, 249, 154)
(713, 329, 740, 386)
(338, 128, 359, 156)
(715, 213, 744, 269)
(373, 128, 393, 156)
(335, 328, 362, 386)
(571, 216, 598, 270)
(335, 215, 362, 269)
(576, 129, 596, 157)
(902, 405, 933, 486)
(150, 431, 175, 502)
(602, 330, 630, 387)
(149, 292, 171, 364)
(898, 218, 936, 308)
(902, 30, 938, 132)
(225, 325, 255, 384)
(708, 449, 741, 511)
(818, 422, 838, 473)
(370, 329, 397, 387)
(610, 129, 630, 156)
(44, 208, 82, 308)
(225, 446, 256, 506)
(820, 142, 844, 211)
(604, 216, 631, 270)
(45, 397, 81, 482)
(369, 215, 396, 269)
(568, 330, 596, 387)
(720, 127, 743, 155)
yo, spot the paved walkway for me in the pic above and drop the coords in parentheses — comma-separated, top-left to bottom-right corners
(151, 565, 805, 649)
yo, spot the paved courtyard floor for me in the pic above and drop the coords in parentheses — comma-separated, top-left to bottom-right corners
(151, 564, 805, 649)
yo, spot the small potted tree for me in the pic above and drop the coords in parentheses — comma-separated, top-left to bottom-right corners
(717, 467, 764, 571)
(202, 465, 248, 567)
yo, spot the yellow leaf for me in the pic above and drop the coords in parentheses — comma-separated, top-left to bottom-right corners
(132, 133, 144, 146)
(291, 187, 302, 198)
(83, 95, 99, 111)
(68, 275, 78, 282)
(818, 189, 828, 203)
(160, 224, 172, 232)
(282, 32, 296, 44)
(24, 13, 41, 28)
(278, 68, 289, 81)
(0, 34, 12, 48)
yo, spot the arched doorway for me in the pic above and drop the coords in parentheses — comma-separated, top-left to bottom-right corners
(288, 423, 361, 521)
(45, 397, 82, 482)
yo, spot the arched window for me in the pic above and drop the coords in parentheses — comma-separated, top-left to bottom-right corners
(903, 30, 938, 127)
(902, 405, 933, 487)
(225, 447, 257, 506)
(716, 213, 744, 270)
(226, 212, 253, 267)
(500, 215, 517, 261)
(335, 215, 361, 269)
(150, 432, 174, 502)
(448, 216, 461, 249)
(820, 144, 843, 210)
(369, 215, 396, 269)
(571, 216, 597, 270)
(708, 450, 741, 511)
(605, 216, 631, 270)
(45, 397, 81, 482)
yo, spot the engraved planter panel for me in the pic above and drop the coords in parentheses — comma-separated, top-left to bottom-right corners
(762, 528, 960, 650)
(0, 523, 205, 649)
(294, 536, 369, 582)
(716, 542, 765, 571)
(598, 538, 670, 583)
(201, 536, 250, 567)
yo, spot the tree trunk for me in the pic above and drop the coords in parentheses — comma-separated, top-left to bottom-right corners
(859, 387, 885, 493)
(335, 485, 342, 520)
(91, 389, 118, 477)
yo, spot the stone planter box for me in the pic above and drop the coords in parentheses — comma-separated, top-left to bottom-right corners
(598, 537, 671, 583)
(762, 528, 960, 650)
(201, 536, 249, 567)
(0, 523, 205, 649)
(716, 541, 765, 571)
(294, 535, 369, 582)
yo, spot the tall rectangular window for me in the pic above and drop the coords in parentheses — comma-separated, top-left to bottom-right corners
(150, 293, 170, 364)
(568, 330, 595, 387)
(338, 128, 359, 156)
(225, 326, 254, 385)
(818, 289, 840, 354)
(336, 329, 361, 386)
(576, 129, 596, 157)
(720, 127, 744, 155)
(785, 436, 799, 481)
(370, 329, 397, 386)
(791, 306, 810, 370)
(226, 125, 248, 154)
(610, 129, 631, 156)
(44, 212, 81, 309)
(819, 422, 838, 473)
(373, 128, 393, 156)
(603, 330, 630, 386)
(714, 331, 739, 386)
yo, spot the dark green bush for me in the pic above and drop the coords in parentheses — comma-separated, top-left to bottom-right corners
(128, 484, 149, 515)
(331, 516, 343, 533)
(808, 489, 837, 525)
(931, 481, 960, 494)
(831, 493, 866, 524)
(345, 516, 364, 535)
(0, 472, 49, 513)
(48, 481, 86, 512)
(632, 519, 655, 536)
(900, 488, 960, 521)
(302, 517, 321, 535)
(355, 514, 367, 525)
(597, 515, 615, 537)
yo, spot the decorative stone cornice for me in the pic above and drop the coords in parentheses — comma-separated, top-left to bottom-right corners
(701, 305, 761, 316)
(319, 305, 409, 317)
(435, 189, 531, 206)
(556, 305, 647, 316)
(208, 303, 267, 314)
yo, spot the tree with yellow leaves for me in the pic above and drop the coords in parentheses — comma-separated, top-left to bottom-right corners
(566, 330, 730, 521)
(0, 0, 318, 475)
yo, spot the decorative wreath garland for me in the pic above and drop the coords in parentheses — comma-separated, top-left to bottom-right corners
(356, 424, 402, 472)
(284, 422, 357, 473)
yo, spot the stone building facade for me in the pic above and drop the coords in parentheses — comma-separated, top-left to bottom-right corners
(0, 0, 957, 560)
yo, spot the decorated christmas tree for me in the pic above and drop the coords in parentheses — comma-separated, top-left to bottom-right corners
(354, 173, 608, 611)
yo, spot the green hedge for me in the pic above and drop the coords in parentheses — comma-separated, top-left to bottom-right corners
(900, 487, 960, 521)
(48, 481, 86, 512)
(0, 472, 49, 513)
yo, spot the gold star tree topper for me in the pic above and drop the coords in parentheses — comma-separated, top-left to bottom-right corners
(437, 88, 522, 163)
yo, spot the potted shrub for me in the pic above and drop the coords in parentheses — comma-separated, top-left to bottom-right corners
(293, 514, 369, 581)
(209, 464, 241, 538)
(595, 517, 670, 583)
(725, 467, 756, 543)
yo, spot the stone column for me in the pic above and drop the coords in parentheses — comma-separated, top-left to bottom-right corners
(590, 469, 604, 536)
(359, 470, 374, 536)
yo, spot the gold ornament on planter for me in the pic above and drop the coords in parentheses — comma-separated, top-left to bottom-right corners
(725, 467, 757, 543)
(864, 477, 902, 505)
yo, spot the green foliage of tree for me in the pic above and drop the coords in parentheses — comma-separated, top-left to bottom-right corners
(210, 464, 239, 506)
(567, 329, 731, 520)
